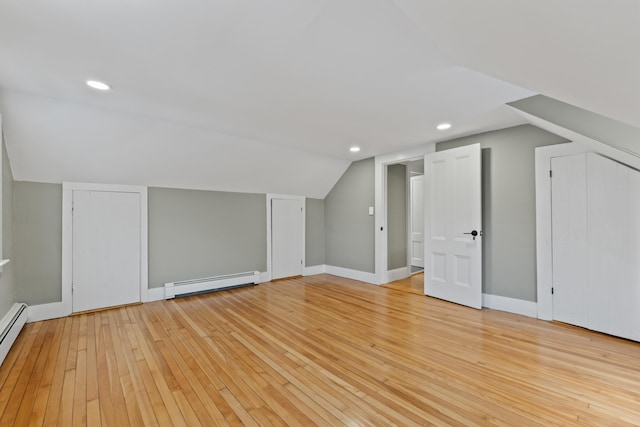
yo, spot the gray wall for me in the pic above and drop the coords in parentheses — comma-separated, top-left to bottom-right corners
(148, 188, 266, 288)
(387, 164, 407, 270)
(437, 124, 567, 301)
(13, 182, 62, 305)
(0, 140, 16, 317)
(305, 198, 325, 266)
(10, 185, 270, 305)
(325, 158, 375, 273)
(407, 159, 424, 175)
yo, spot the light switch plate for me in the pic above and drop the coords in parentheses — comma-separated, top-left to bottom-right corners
(368, 206, 374, 215)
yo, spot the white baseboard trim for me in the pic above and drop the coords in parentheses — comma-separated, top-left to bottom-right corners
(385, 266, 410, 283)
(482, 294, 538, 318)
(146, 287, 165, 302)
(27, 302, 69, 323)
(259, 272, 270, 283)
(303, 265, 326, 276)
(325, 265, 378, 285)
(29, 288, 167, 322)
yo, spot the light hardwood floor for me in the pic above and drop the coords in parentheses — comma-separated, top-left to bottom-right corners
(2, 274, 640, 426)
(382, 272, 424, 295)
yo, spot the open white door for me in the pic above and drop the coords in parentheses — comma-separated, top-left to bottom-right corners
(424, 144, 482, 309)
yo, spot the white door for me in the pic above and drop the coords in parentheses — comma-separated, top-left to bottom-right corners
(410, 175, 424, 268)
(552, 153, 640, 341)
(424, 144, 482, 309)
(72, 190, 141, 312)
(271, 198, 303, 280)
(551, 154, 588, 327)
(586, 153, 640, 341)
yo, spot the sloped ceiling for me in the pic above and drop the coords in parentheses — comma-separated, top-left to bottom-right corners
(0, 0, 635, 197)
(393, 0, 640, 128)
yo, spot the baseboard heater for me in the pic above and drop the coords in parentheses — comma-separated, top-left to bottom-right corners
(164, 271, 260, 299)
(0, 303, 28, 367)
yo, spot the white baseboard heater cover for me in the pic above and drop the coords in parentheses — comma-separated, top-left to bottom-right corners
(0, 303, 28, 367)
(164, 271, 260, 299)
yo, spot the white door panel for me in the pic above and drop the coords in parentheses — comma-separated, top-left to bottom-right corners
(552, 152, 640, 342)
(551, 154, 588, 326)
(72, 190, 141, 312)
(272, 198, 303, 280)
(410, 175, 424, 268)
(425, 144, 482, 309)
(585, 153, 640, 341)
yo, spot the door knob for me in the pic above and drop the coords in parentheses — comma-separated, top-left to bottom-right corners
(463, 230, 481, 240)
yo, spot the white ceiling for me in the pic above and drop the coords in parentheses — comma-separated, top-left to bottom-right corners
(393, 0, 640, 128)
(0, 0, 635, 197)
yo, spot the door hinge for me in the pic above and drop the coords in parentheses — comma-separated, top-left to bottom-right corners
(549, 170, 553, 178)
(551, 287, 554, 295)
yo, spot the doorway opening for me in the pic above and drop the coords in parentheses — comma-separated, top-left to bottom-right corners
(385, 158, 424, 280)
(386, 159, 425, 278)
(374, 143, 433, 285)
(384, 159, 424, 293)
(408, 160, 425, 275)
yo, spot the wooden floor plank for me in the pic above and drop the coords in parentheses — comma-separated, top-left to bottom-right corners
(2, 274, 640, 426)
(41, 318, 73, 427)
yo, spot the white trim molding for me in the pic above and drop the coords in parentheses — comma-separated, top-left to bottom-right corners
(482, 294, 538, 318)
(146, 287, 165, 302)
(259, 272, 271, 283)
(386, 266, 410, 283)
(535, 143, 591, 320)
(374, 144, 435, 285)
(303, 265, 326, 276)
(266, 194, 306, 282)
(325, 265, 377, 285)
(27, 302, 67, 323)
(0, 259, 9, 273)
(61, 182, 149, 320)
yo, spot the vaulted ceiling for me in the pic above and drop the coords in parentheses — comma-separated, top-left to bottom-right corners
(0, 0, 636, 198)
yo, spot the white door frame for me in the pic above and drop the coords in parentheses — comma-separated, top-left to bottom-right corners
(62, 182, 149, 316)
(535, 143, 590, 320)
(374, 144, 435, 285)
(266, 194, 305, 282)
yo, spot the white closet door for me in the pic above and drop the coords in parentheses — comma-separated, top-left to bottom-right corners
(271, 198, 303, 280)
(72, 190, 141, 312)
(424, 144, 482, 309)
(586, 153, 640, 341)
(552, 153, 640, 342)
(551, 154, 588, 327)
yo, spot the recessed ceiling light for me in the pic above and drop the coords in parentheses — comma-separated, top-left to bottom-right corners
(86, 80, 111, 91)
(436, 123, 452, 130)
(350, 146, 361, 153)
